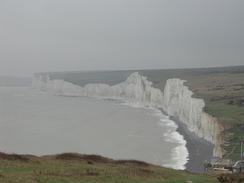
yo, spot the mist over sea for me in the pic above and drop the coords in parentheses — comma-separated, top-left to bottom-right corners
(0, 86, 187, 169)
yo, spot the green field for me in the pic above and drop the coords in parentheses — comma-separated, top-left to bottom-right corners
(0, 153, 218, 183)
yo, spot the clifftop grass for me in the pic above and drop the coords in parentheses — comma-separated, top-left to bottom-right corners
(0, 153, 218, 183)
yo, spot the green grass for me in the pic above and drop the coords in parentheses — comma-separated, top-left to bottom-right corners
(222, 126, 244, 160)
(204, 101, 244, 160)
(0, 157, 219, 183)
(205, 101, 244, 126)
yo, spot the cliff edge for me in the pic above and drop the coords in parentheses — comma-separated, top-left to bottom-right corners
(32, 72, 224, 158)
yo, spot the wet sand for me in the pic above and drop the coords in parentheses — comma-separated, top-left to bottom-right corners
(171, 116, 214, 173)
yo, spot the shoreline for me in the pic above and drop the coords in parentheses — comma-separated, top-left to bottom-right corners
(171, 116, 214, 173)
(32, 73, 215, 173)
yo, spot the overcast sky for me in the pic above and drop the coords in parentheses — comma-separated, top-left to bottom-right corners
(0, 0, 243, 76)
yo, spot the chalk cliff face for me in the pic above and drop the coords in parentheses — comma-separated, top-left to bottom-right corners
(32, 72, 223, 157)
(163, 79, 223, 157)
(32, 73, 164, 107)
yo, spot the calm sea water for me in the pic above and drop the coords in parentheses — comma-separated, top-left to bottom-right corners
(0, 87, 187, 169)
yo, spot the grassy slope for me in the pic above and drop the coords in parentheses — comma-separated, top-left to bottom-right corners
(0, 153, 218, 183)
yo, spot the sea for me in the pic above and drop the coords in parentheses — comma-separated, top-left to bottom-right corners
(0, 86, 188, 169)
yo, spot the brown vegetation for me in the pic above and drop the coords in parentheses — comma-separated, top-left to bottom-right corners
(218, 174, 244, 183)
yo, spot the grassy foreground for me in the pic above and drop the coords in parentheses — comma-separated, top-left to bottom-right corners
(0, 152, 218, 183)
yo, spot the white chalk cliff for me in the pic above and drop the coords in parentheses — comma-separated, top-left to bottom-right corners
(32, 73, 164, 107)
(32, 72, 223, 157)
(163, 79, 223, 157)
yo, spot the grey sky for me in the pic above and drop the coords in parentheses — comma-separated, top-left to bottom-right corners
(0, 0, 243, 76)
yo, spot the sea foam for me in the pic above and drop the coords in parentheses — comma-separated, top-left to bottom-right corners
(156, 109, 189, 169)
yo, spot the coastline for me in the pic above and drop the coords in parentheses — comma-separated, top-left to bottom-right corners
(171, 116, 214, 173)
(32, 73, 215, 173)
